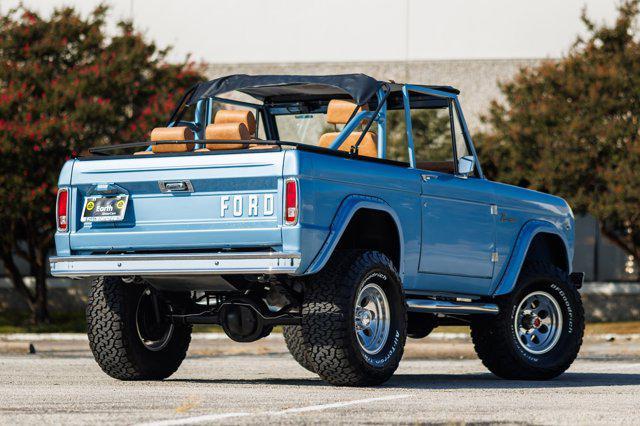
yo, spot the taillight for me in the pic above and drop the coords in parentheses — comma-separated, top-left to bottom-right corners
(284, 178, 298, 225)
(56, 188, 69, 232)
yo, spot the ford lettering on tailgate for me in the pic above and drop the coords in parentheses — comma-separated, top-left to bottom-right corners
(219, 194, 275, 218)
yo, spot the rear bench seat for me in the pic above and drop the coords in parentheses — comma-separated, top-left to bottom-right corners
(137, 104, 378, 158)
(134, 126, 194, 155)
(136, 109, 256, 154)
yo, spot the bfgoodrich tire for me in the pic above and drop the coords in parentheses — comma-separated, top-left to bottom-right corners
(302, 250, 407, 386)
(471, 261, 584, 380)
(283, 325, 315, 373)
(87, 276, 192, 380)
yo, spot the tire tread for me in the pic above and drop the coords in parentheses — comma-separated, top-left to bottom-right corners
(471, 261, 585, 380)
(86, 276, 191, 380)
(302, 250, 406, 386)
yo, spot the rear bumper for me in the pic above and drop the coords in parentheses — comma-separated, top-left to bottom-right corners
(49, 252, 301, 278)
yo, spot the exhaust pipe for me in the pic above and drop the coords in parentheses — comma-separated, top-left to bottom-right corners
(407, 299, 499, 315)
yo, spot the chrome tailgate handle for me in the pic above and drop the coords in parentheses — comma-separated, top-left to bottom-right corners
(159, 180, 194, 193)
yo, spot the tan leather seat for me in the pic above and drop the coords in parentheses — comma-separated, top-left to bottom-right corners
(202, 122, 250, 150)
(318, 132, 378, 157)
(147, 126, 195, 154)
(214, 110, 256, 137)
(319, 100, 377, 158)
(326, 99, 368, 125)
(195, 109, 256, 152)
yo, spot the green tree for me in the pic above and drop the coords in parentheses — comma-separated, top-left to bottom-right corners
(386, 108, 451, 162)
(475, 1, 640, 262)
(0, 6, 204, 323)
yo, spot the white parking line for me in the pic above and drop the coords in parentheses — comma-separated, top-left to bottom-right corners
(136, 394, 410, 426)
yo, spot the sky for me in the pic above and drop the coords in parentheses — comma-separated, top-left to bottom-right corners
(0, 0, 621, 63)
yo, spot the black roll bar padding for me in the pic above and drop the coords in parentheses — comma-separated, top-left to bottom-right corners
(166, 84, 198, 127)
(350, 82, 392, 156)
(344, 101, 362, 127)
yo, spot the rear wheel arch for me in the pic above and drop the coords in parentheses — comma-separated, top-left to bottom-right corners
(305, 196, 405, 276)
(334, 207, 402, 273)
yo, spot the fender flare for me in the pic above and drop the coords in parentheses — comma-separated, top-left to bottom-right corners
(492, 220, 571, 296)
(304, 195, 405, 276)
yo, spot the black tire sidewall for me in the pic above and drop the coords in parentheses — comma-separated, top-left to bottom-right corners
(347, 264, 405, 371)
(506, 274, 582, 370)
(122, 284, 191, 376)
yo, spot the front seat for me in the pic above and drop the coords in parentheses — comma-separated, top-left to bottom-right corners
(318, 99, 378, 158)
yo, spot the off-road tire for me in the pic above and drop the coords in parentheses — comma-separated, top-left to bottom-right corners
(283, 325, 315, 373)
(302, 250, 407, 386)
(87, 276, 192, 380)
(471, 261, 584, 380)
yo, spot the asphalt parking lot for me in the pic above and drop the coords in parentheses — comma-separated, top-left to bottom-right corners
(1, 333, 639, 425)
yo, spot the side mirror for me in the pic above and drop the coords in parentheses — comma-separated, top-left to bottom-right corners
(457, 155, 475, 178)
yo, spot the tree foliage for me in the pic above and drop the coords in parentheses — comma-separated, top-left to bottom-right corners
(0, 6, 204, 322)
(386, 108, 451, 162)
(475, 0, 640, 260)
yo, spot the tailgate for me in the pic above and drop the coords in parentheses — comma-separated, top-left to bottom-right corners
(68, 152, 285, 252)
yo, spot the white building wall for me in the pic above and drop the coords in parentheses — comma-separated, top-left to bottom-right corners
(1, 0, 619, 63)
(206, 58, 542, 131)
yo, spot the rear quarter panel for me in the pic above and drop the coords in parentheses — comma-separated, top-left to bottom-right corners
(284, 150, 421, 287)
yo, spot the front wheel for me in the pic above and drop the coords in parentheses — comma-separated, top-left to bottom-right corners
(471, 261, 584, 380)
(302, 250, 407, 386)
(87, 277, 192, 380)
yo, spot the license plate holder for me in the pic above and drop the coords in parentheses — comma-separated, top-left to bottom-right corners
(81, 195, 129, 223)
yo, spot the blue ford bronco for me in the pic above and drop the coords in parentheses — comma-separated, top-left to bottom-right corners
(50, 74, 585, 386)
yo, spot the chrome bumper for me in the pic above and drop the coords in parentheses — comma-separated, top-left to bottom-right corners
(49, 252, 301, 278)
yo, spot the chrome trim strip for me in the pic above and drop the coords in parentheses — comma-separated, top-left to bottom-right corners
(50, 252, 301, 262)
(49, 252, 301, 278)
(406, 299, 499, 315)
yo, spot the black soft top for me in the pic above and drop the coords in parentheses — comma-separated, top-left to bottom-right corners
(186, 74, 459, 106)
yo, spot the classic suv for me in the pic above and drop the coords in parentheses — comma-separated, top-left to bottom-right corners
(50, 74, 585, 386)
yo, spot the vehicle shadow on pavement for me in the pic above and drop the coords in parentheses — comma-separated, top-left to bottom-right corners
(167, 378, 327, 387)
(386, 372, 640, 389)
(167, 372, 640, 388)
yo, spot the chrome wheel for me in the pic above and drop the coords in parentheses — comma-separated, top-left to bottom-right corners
(354, 283, 390, 355)
(136, 289, 174, 352)
(514, 291, 563, 355)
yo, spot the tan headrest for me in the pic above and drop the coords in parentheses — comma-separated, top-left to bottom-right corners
(318, 132, 378, 158)
(214, 110, 256, 135)
(150, 126, 194, 153)
(204, 123, 250, 150)
(326, 100, 368, 125)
